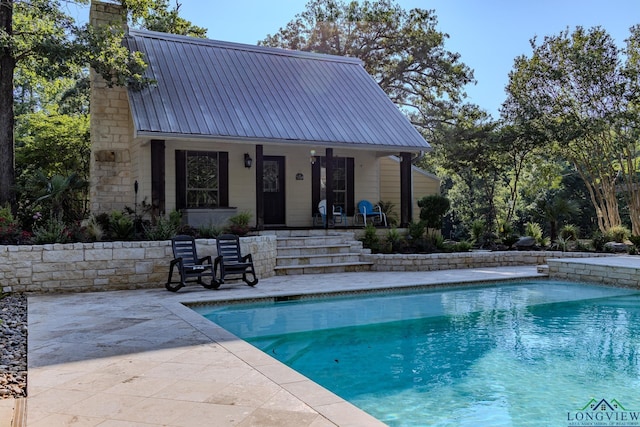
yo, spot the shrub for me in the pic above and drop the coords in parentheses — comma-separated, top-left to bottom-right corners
(32, 217, 70, 244)
(591, 232, 606, 252)
(108, 211, 135, 241)
(0, 204, 23, 244)
(525, 222, 544, 245)
(361, 224, 380, 252)
(418, 195, 450, 230)
(385, 228, 403, 253)
(406, 221, 426, 241)
(559, 224, 580, 241)
(225, 211, 252, 236)
(470, 220, 486, 246)
(629, 235, 640, 248)
(377, 200, 399, 227)
(81, 215, 104, 242)
(197, 223, 221, 238)
(604, 225, 629, 243)
(143, 214, 180, 241)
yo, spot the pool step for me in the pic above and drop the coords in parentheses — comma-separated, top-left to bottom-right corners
(275, 233, 372, 275)
(537, 264, 549, 275)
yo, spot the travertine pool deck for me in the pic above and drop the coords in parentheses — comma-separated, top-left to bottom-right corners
(23, 267, 546, 427)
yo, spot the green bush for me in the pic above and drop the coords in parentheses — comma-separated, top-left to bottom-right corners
(417, 195, 450, 230)
(406, 221, 426, 241)
(197, 223, 221, 238)
(108, 211, 135, 241)
(604, 225, 629, 243)
(591, 232, 606, 252)
(471, 219, 486, 246)
(377, 200, 399, 227)
(361, 224, 380, 252)
(225, 211, 252, 236)
(385, 228, 403, 253)
(33, 217, 70, 244)
(559, 224, 580, 241)
(144, 215, 180, 241)
(629, 235, 640, 248)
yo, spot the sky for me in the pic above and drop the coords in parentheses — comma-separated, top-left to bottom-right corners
(77, 1, 640, 119)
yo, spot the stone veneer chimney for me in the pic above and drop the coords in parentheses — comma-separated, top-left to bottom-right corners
(89, 1, 135, 214)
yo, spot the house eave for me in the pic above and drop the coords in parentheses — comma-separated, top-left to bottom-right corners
(135, 130, 432, 154)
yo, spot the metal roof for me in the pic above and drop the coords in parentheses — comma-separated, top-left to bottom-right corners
(126, 29, 430, 151)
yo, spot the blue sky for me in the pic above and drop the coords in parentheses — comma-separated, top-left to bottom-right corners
(174, 0, 639, 119)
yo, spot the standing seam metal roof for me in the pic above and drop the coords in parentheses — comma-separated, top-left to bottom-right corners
(126, 29, 430, 150)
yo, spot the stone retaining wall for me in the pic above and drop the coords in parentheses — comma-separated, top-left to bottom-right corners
(362, 251, 615, 271)
(547, 257, 640, 287)
(0, 235, 277, 293)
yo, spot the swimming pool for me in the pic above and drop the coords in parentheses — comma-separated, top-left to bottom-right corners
(193, 280, 640, 426)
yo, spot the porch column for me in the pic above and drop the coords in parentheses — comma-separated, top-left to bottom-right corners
(400, 152, 412, 227)
(325, 148, 334, 228)
(150, 140, 165, 215)
(255, 145, 264, 230)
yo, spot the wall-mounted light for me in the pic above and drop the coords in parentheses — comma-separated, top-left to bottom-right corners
(310, 149, 316, 165)
(244, 153, 253, 168)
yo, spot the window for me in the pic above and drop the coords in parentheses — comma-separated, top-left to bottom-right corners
(313, 156, 354, 215)
(176, 150, 228, 209)
(186, 151, 218, 208)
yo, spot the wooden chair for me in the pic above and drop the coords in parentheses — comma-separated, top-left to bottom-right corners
(214, 234, 259, 286)
(166, 235, 218, 292)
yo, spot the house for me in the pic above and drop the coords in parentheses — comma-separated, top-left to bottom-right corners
(89, 1, 437, 229)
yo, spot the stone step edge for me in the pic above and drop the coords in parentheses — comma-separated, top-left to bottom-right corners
(276, 243, 354, 250)
(277, 252, 364, 260)
(274, 261, 374, 271)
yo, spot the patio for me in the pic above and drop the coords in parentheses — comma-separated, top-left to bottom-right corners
(19, 267, 546, 426)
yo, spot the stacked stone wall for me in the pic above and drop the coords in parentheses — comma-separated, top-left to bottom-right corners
(0, 236, 276, 293)
(362, 251, 615, 271)
(89, 1, 135, 214)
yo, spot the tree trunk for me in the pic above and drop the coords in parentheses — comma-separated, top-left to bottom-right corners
(0, 0, 15, 209)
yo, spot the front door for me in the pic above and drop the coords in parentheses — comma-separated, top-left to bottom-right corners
(263, 156, 285, 225)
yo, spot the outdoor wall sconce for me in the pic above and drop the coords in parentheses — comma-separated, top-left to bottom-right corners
(310, 149, 316, 165)
(244, 153, 253, 168)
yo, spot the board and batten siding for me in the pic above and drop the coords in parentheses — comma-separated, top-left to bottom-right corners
(379, 156, 439, 223)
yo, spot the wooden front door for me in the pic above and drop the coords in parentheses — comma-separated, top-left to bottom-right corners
(263, 156, 285, 225)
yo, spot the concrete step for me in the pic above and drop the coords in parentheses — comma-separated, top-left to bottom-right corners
(276, 244, 354, 257)
(274, 261, 373, 275)
(537, 264, 549, 274)
(277, 235, 352, 247)
(276, 253, 363, 267)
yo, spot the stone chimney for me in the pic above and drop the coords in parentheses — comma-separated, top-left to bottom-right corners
(89, 1, 135, 215)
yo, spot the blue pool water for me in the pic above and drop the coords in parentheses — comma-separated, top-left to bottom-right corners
(193, 281, 640, 426)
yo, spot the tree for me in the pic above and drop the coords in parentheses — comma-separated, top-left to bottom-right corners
(433, 106, 504, 233)
(260, 0, 474, 138)
(1, 0, 205, 211)
(503, 26, 640, 233)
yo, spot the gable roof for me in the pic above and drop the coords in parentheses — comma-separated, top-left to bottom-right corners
(126, 29, 430, 152)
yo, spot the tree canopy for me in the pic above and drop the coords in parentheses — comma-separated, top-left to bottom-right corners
(260, 0, 474, 138)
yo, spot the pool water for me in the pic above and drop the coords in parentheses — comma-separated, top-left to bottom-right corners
(194, 281, 640, 426)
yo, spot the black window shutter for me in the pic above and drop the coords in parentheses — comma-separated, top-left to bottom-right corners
(219, 152, 229, 207)
(311, 160, 320, 214)
(175, 150, 186, 210)
(347, 157, 355, 216)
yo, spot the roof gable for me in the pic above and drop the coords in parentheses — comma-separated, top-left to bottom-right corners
(126, 30, 430, 151)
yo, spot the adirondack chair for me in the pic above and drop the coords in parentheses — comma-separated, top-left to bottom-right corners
(166, 235, 219, 292)
(354, 200, 388, 227)
(214, 234, 259, 286)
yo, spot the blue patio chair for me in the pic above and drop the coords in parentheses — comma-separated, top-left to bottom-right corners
(355, 200, 387, 227)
